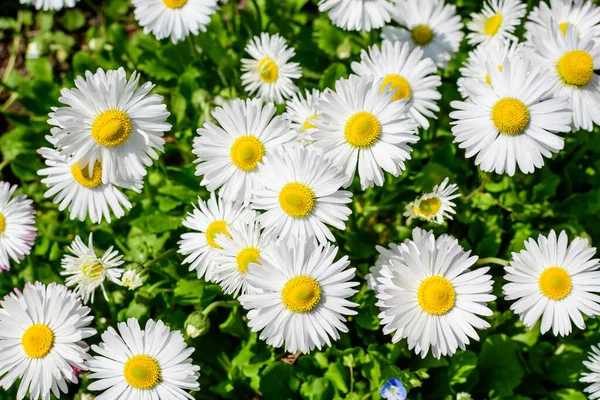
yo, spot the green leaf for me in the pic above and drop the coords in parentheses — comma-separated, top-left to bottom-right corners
(259, 363, 297, 400)
(25, 57, 53, 81)
(319, 63, 347, 90)
(477, 334, 525, 397)
(449, 351, 478, 386)
(130, 215, 181, 233)
(61, 10, 85, 31)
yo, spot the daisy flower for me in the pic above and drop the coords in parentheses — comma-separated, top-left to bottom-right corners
(251, 145, 353, 244)
(241, 33, 302, 104)
(404, 177, 460, 224)
(503, 230, 600, 336)
(49, 68, 171, 184)
(450, 58, 572, 176)
(375, 228, 495, 359)
(283, 89, 321, 145)
(121, 269, 145, 290)
(581, 344, 600, 399)
(381, 0, 464, 69)
(88, 318, 200, 399)
(351, 40, 441, 129)
(0, 282, 95, 400)
(0, 182, 36, 272)
(239, 239, 359, 354)
(366, 242, 403, 291)
(193, 98, 296, 203)
(312, 74, 419, 190)
(132, 0, 219, 44)
(178, 193, 256, 281)
(318, 0, 395, 32)
(381, 378, 407, 400)
(61, 233, 124, 304)
(525, 0, 600, 42)
(466, 0, 527, 46)
(19, 0, 78, 10)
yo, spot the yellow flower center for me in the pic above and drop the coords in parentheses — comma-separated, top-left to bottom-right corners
(557, 50, 594, 87)
(417, 276, 456, 315)
(236, 247, 261, 274)
(71, 161, 103, 188)
(539, 266, 572, 300)
(279, 182, 316, 218)
(414, 197, 441, 217)
(91, 109, 132, 147)
(205, 220, 230, 249)
(22, 324, 54, 358)
(485, 65, 503, 85)
(302, 115, 318, 130)
(281, 275, 322, 313)
(484, 14, 503, 36)
(123, 355, 161, 390)
(163, 0, 187, 8)
(230, 135, 265, 171)
(381, 74, 411, 101)
(0, 212, 5, 235)
(81, 262, 104, 279)
(344, 111, 381, 149)
(411, 24, 434, 46)
(258, 57, 279, 83)
(491, 98, 530, 136)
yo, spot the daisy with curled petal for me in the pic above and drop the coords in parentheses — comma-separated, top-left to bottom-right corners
(312, 74, 419, 190)
(19, 0, 78, 10)
(0, 182, 36, 272)
(525, 0, 600, 42)
(49, 67, 171, 184)
(466, 0, 527, 46)
(450, 58, 572, 176)
(193, 98, 296, 203)
(381, 0, 464, 69)
(241, 33, 302, 104)
(132, 0, 219, 44)
(239, 239, 359, 354)
(351, 40, 441, 129)
(318, 0, 395, 32)
(375, 228, 495, 359)
(283, 89, 321, 145)
(88, 318, 200, 400)
(503, 230, 600, 336)
(251, 145, 353, 244)
(581, 344, 600, 399)
(404, 177, 460, 224)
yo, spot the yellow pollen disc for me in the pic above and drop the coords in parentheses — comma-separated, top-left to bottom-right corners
(236, 247, 261, 274)
(485, 65, 503, 85)
(258, 57, 279, 83)
(302, 115, 319, 131)
(0, 212, 5, 235)
(230, 135, 265, 171)
(162, 0, 187, 8)
(484, 14, 503, 36)
(91, 109, 132, 147)
(557, 50, 594, 87)
(82, 263, 104, 279)
(281, 275, 322, 313)
(381, 74, 412, 101)
(539, 266, 572, 300)
(123, 355, 161, 390)
(71, 161, 103, 189)
(417, 276, 456, 315)
(344, 111, 381, 149)
(414, 197, 441, 217)
(491, 98, 530, 136)
(22, 324, 54, 358)
(206, 220, 230, 249)
(279, 182, 316, 218)
(411, 24, 434, 46)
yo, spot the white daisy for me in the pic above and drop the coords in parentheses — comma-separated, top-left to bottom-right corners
(0, 282, 95, 400)
(178, 193, 256, 281)
(375, 228, 495, 359)
(312, 74, 419, 190)
(61, 233, 124, 304)
(88, 318, 200, 400)
(19, 0, 78, 10)
(581, 344, 600, 399)
(251, 145, 353, 244)
(503, 230, 600, 336)
(241, 33, 302, 104)
(525, 0, 600, 42)
(318, 0, 395, 32)
(404, 177, 460, 224)
(450, 58, 572, 176)
(49, 68, 171, 184)
(239, 239, 359, 354)
(351, 40, 441, 129)
(0, 182, 36, 272)
(193, 98, 296, 203)
(366, 242, 403, 290)
(283, 89, 321, 145)
(381, 0, 464, 69)
(132, 0, 219, 44)
(466, 0, 527, 46)
(121, 269, 144, 290)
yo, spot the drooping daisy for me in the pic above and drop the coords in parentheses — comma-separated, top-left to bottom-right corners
(375, 228, 495, 358)
(178, 193, 256, 281)
(283, 89, 321, 145)
(241, 33, 302, 104)
(251, 145, 353, 244)
(61, 233, 124, 304)
(450, 58, 572, 176)
(318, 0, 395, 32)
(193, 98, 296, 203)
(19, 0, 78, 10)
(121, 269, 145, 290)
(404, 177, 460, 224)
(351, 40, 441, 129)
(239, 239, 359, 354)
(132, 0, 219, 44)
(313, 74, 419, 190)
(581, 344, 600, 399)
(525, 0, 600, 42)
(381, 0, 464, 69)
(88, 318, 200, 399)
(466, 0, 527, 46)
(49, 68, 171, 184)
(380, 378, 407, 400)
(0, 182, 36, 272)
(503, 230, 600, 336)
(0, 282, 95, 400)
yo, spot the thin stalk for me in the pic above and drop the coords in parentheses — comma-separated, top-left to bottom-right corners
(203, 300, 238, 315)
(477, 257, 509, 267)
(143, 248, 176, 268)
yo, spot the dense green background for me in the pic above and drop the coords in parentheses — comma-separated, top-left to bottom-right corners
(1, 0, 600, 398)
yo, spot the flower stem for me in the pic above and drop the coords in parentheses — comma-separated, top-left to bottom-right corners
(143, 248, 176, 268)
(203, 300, 238, 315)
(477, 257, 509, 267)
